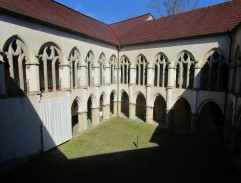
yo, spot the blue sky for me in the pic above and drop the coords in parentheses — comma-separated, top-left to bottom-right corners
(54, 0, 230, 24)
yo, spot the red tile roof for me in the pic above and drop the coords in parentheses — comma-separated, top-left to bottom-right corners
(115, 0, 241, 45)
(0, 0, 119, 45)
(0, 0, 241, 46)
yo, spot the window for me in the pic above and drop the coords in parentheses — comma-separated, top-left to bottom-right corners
(120, 56, 130, 84)
(4, 37, 28, 96)
(109, 55, 116, 84)
(176, 52, 194, 89)
(69, 48, 80, 88)
(86, 51, 94, 86)
(136, 55, 147, 85)
(99, 53, 105, 85)
(154, 53, 168, 87)
(39, 44, 61, 92)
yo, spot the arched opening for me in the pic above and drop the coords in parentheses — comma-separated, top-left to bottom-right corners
(121, 91, 129, 117)
(219, 62, 228, 91)
(87, 97, 93, 123)
(136, 55, 147, 85)
(99, 53, 105, 85)
(86, 51, 94, 86)
(3, 37, 28, 96)
(71, 100, 79, 137)
(199, 101, 224, 139)
(174, 98, 191, 131)
(39, 44, 61, 92)
(154, 53, 168, 87)
(100, 94, 104, 120)
(69, 48, 80, 88)
(201, 62, 209, 90)
(153, 95, 166, 126)
(136, 93, 146, 121)
(110, 91, 115, 115)
(110, 55, 116, 84)
(175, 52, 195, 89)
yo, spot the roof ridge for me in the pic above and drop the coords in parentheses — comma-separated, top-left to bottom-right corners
(109, 13, 152, 25)
(107, 25, 120, 45)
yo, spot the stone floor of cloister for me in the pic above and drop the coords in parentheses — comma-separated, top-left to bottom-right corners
(1, 117, 240, 183)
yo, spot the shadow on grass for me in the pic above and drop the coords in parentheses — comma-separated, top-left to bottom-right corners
(1, 126, 240, 183)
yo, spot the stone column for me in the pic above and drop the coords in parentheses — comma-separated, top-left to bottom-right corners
(166, 109, 174, 129)
(118, 101, 121, 116)
(79, 64, 87, 87)
(113, 101, 118, 116)
(0, 51, 6, 95)
(129, 103, 136, 119)
(146, 106, 154, 124)
(78, 111, 87, 132)
(92, 107, 100, 126)
(191, 114, 199, 134)
(103, 104, 110, 120)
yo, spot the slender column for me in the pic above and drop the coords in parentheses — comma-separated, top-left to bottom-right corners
(143, 63, 146, 85)
(18, 55, 24, 91)
(146, 106, 154, 124)
(126, 65, 129, 84)
(179, 63, 183, 88)
(186, 63, 190, 88)
(147, 66, 154, 86)
(157, 65, 160, 86)
(43, 59, 48, 91)
(118, 101, 121, 116)
(0, 52, 6, 95)
(92, 107, 100, 126)
(162, 64, 165, 87)
(129, 103, 136, 119)
(52, 61, 56, 91)
(71, 61, 74, 88)
(78, 111, 87, 132)
(103, 104, 110, 120)
(208, 62, 212, 90)
(138, 65, 141, 85)
(191, 114, 199, 134)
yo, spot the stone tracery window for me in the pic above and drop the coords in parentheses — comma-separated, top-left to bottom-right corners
(136, 55, 148, 85)
(233, 47, 241, 94)
(120, 56, 130, 84)
(109, 55, 116, 84)
(86, 51, 94, 86)
(200, 49, 227, 91)
(69, 48, 80, 88)
(4, 37, 29, 96)
(175, 52, 194, 89)
(39, 44, 61, 92)
(98, 53, 105, 85)
(154, 53, 168, 87)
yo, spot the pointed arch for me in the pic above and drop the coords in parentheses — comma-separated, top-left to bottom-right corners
(121, 90, 129, 117)
(120, 55, 130, 84)
(201, 48, 227, 91)
(109, 55, 117, 84)
(69, 47, 81, 88)
(38, 42, 63, 92)
(152, 94, 166, 125)
(3, 35, 30, 96)
(199, 100, 224, 138)
(154, 52, 169, 87)
(136, 54, 148, 85)
(173, 97, 192, 131)
(98, 52, 106, 85)
(175, 50, 195, 89)
(135, 92, 146, 121)
(86, 50, 94, 86)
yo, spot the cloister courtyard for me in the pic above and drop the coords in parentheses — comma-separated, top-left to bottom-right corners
(1, 118, 240, 183)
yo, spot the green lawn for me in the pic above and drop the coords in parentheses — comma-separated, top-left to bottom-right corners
(1, 118, 240, 183)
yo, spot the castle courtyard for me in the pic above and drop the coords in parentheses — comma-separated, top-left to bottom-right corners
(1, 118, 240, 183)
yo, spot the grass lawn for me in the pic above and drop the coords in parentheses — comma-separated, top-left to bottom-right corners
(1, 118, 240, 183)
